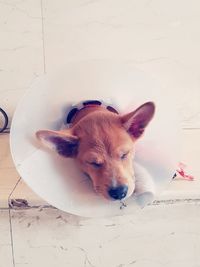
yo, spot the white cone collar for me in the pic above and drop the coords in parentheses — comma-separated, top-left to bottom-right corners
(10, 61, 180, 217)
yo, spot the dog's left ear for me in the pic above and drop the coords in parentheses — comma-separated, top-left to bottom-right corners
(121, 102, 155, 139)
(36, 130, 79, 158)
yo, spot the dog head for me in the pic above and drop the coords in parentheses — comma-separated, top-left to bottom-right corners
(36, 102, 155, 201)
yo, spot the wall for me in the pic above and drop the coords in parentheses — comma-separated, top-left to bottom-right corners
(1, 0, 200, 128)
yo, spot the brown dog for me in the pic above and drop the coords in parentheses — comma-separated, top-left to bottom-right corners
(36, 101, 155, 201)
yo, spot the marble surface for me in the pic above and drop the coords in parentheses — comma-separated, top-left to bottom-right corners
(3, 203, 200, 267)
(0, 0, 200, 128)
(43, 0, 200, 128)
(0, 134, 20, 207)
(0, 134, 47, 208)
(0, 0, 43, 125)
(0, 210, 13, 267)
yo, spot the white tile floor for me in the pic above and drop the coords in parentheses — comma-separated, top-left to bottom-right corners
(0, 210, 13, 267)
(2, 203, 200, 267)
(1, 0, 200, 266)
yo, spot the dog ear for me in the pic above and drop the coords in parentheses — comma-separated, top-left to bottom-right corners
(36, 130, 79, 158)
(121, 102, 155, 139)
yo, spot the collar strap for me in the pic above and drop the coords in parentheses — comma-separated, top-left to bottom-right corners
(66, 100, 119, 124)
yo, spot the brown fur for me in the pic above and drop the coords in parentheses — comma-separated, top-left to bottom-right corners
(73, 110, 135, 199)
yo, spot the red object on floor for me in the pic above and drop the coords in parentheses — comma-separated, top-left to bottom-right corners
(175, 162, 194, 181)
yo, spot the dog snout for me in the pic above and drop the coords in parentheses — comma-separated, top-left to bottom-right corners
(108, 185, 128, 200)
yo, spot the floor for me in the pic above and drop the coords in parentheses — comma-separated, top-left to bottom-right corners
(1, 0, 200, 266)
(2, 203, 200, 267)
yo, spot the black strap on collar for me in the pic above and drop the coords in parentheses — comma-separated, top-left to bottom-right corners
(66, 100, 118, 124)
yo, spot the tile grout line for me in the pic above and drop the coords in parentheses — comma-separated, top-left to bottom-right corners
(8, 177, 21, 267)
(9, 208, 15, 267)
(40, 0, 46, 74)
(182, 128, 200, 130)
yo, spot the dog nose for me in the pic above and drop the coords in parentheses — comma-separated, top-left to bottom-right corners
(108, 185, 128, 200)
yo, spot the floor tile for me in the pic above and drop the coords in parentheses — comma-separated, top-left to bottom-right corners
(0, 134, 46, 208)
(0, 134, 15, 169)
(0, 168, 19, 208)
(0, 134, 19, 208)
(11, 203, 200, 267)
(0, 210, 13, 267)
(0, 134, 20, 208)
(10, 179, 48, 208)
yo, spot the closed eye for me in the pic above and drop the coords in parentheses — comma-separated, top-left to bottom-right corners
(88, 162, 103, 168)
(120, 152, 129, 160)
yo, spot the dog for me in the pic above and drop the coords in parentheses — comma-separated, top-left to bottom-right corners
(36, 101, 155, 201)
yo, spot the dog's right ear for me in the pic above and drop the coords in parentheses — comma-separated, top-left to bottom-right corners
(36, 130, 79, 158)
(121, 102, 155, 139)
